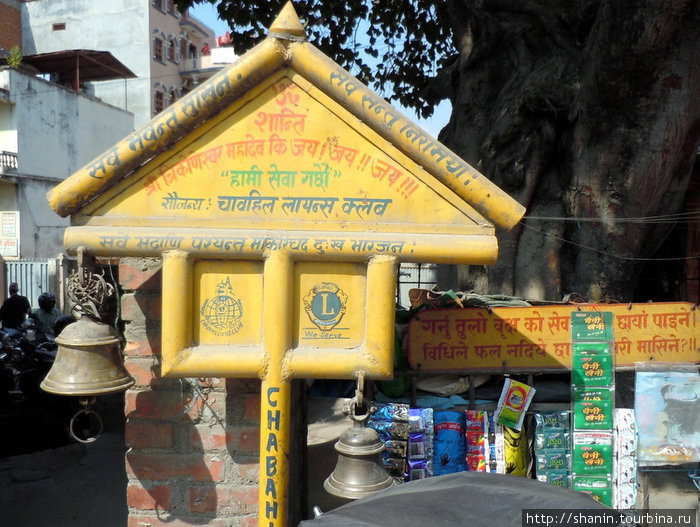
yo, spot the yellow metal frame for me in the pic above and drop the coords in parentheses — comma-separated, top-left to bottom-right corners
(45, 4, 527, 527)
(161, 250, 397, 380)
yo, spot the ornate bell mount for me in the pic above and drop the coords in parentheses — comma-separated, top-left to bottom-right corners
(41, 248, 134, 397)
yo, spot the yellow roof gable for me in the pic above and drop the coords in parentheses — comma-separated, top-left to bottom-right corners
(47, 2, 524, 265)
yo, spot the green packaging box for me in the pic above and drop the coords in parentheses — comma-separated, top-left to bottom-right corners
(572, 433, 613, 476)
(572, 387, 614, 431)
(572, 476, 613, 507)
(571, 342, 613, 387)
(571, 311, 613, 341)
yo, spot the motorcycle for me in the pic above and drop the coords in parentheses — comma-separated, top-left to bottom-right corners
(0, 318, 57, 401)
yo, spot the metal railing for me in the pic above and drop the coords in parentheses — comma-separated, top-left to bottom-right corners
(4, 259, 50, 309)
(0, 151, 18, 172)
(396, 262, 438, 309)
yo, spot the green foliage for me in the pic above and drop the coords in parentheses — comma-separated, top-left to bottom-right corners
(7, 46, 22, 68)
(174, 0, 454, 117)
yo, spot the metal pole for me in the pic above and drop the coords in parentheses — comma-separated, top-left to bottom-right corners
(259, 250, 293, 527)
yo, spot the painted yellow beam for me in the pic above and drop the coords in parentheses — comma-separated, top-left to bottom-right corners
(259, 250, 294, 527)
(63, 226, 499, 265)
(287, 41, 525, 231)
(47, 37, 287, 218)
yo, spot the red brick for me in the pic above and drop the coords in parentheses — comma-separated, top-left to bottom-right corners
(121, 293, 162, 322)
(241, 516, 262, 527)
(230, 486, 259, 514)
(0, 5, 20, 49)
(119, 259, 162, 291)
(126, 453, 225, 482)
(123, 335, 161, 358)
(226, 426, 260, 453)
(125, 390, 189, 420)
(188, 485, 218, 513)
(125, 420, 173, 449)
(243, 394, 261, 421)
(233, 461, 260, 483)
(226, 378, 262, 394)
(127, 484, 172, 510)
(191, 424, 227, 450)
(198, 377, 225, 389)
(128, 516, 231, 527)
(124, 358, 160, 387)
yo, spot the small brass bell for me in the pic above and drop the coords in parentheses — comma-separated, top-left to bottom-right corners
(324, 401, 395, 500)
(40, 316, 134, 396)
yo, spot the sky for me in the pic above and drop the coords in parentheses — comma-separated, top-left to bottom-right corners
(189, 3, 452, 138)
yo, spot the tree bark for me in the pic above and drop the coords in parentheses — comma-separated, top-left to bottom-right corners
(439, 0, 700, 302)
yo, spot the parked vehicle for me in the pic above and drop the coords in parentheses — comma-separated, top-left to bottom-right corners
(301, 471, 610, 527)
(0, 320, 57, 400)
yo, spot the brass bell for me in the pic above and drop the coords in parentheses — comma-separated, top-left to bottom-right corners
(324, 402, 395, 500)
(41, 316, 134, 396)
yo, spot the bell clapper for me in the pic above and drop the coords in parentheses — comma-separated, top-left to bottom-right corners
(69, 396, 104, 444)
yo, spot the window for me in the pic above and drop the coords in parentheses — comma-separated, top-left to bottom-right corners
(52, 22, 66, 31)
(168, 38, 176, 62)
(169, 89, 178, 106)
(167, 0, 176, 15)
(153, 36, 164, 62)
(154, 90, 165, 115)
(180, 38, 189, 62)
(152, 0, 164, 10)
(396, 263, 438, 308)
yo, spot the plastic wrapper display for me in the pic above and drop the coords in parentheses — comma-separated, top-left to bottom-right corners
(535, 411, 571, 430)
(433, 410, 466, 475)
(494, 378, 535, 431)
(465, 410, 491, 473)
(614, 408, 638, 509)
(572, 475, 613, 507)
(572, 433, 613, 477)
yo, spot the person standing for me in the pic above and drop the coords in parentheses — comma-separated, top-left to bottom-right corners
(32, 292, 61, 338)
(0, 282, 31, 329)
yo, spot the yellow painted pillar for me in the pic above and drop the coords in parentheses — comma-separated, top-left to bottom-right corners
(259, 250, 293, 527)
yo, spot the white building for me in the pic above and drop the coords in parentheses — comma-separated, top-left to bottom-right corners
(0, 65, 133, 259)
(21, 0, 234, 128)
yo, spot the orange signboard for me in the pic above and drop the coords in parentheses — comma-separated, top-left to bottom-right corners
(407, 303, 699, 372)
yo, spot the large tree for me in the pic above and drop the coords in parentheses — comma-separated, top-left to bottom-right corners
(178, 0, 700, 302)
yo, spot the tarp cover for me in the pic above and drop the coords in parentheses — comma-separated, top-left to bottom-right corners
(301, 472, 609, 527)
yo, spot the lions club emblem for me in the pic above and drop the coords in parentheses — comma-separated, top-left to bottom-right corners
(303, 282, 348, 331)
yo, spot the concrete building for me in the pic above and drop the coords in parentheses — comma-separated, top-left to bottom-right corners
(0, 65, 133, 259)
(0, 0, 233, 264)
(21, 0, 235, 128)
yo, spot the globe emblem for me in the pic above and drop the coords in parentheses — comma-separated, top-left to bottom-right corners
(201, 278, 243, 336)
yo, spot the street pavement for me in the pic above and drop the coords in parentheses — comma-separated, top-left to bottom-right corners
(0, 430, 127, 527)
(0, 395, 353, 526)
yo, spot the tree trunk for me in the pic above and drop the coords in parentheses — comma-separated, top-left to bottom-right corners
(438, 0, 699, 302)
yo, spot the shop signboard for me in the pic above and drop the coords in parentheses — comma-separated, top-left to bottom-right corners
(0, 211, 19, 258)
(407, 303, 699, 372)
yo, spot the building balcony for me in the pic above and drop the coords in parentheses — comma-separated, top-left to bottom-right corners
(0, 151, 18, 174)
(179, 47, 237, 84)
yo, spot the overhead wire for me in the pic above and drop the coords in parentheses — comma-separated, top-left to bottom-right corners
(519, 222, 699, 262)
(524, 210, 700, 225)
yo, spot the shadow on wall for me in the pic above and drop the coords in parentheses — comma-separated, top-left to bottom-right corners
(126, 384, 220, 523)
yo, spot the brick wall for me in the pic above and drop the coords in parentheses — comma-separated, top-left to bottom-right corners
(0, 3, 21, 50)
(119, 257, 266, 527)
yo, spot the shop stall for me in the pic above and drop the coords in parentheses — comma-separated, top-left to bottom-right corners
(365, 290, 700, 509)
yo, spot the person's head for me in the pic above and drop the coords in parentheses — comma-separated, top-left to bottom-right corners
(8, 282, 18, 295)
(38, 292, 56, 312)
